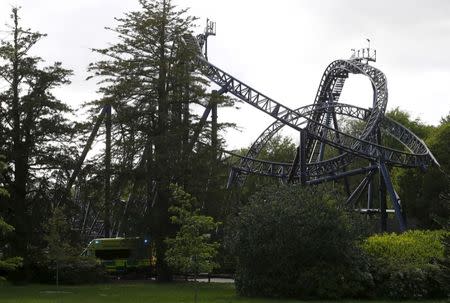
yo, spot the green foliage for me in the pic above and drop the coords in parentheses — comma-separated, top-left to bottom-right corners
(50, 257, 108, 285)
(87, 0, 235, 281)
(362, 230, 449, 298)
(0, 218, 23, 275)
(436, 192, 450, 294)
(31, 257, 108, 285)
(0, 216, 23, 277)
(363, 230, 447, 270)
(0, 218, 23, 279)
(386, 108, 450, 228)
(165, 184, 221, 278)
(43, 207, 77, 286)
(0, 217, 13, 235)
(0, 157, 22, 280)
(43, 208, 76, 265)
(379, 264, 445, 299)
(228, 184, 372, 299)
(237, 135, 297, 200)
(386, 107, 434, 140)
(38, 207, 108, 285)
(427, 121, 450, 171)
(0, 7, 75, 277)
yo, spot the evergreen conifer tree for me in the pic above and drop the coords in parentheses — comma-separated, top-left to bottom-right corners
(88, 0, 232, 280)
(0, 7, 74, 270)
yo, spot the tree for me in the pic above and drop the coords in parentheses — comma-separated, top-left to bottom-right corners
(437, 191, 450, 293)
(165, 184, 220, 302)
(0, 157, 22, 280)
(88, 0, 232, 280)
(393, 113, 450, 228)
(0, 218, 23, 281)
(43, 207, 75, 288)
(0, 7, 74, 269)
(386, 107, 434, 140)
(227, 184, 372, 299)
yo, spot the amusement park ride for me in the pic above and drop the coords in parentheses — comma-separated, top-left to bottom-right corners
(71, 19, 438, 241)
(185, 20, 438, 232)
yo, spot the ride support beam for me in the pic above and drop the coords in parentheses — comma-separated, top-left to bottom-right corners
(367, 177, 373, 210)
(376, 129, 388, 232)
(306, 165, 377, 185)
(379, 161, 406, 232)
(116, 146, 148, 237)
(226, 167, 237, 189)
(299, 129, 307, 185)
(345, 169, 376, 206)
(378, 166, 387, 232)
(187, 105, 212, 152)
(65, 105, 108, 196)
(318, 96, 334, 162)
(211, 101, 218, 154)
(287, 129, 307, 184)
(331, 110, 351, 196)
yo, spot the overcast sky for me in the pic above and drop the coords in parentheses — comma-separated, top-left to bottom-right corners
(0, 0, 449, 149)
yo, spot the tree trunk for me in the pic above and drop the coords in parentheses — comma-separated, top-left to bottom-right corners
(194, 271, 198, 303)
(10, 7, 28, 260)
(56, 262, 59, 289)
(104, 104, 112, 238)
(153, 0, 172, 282)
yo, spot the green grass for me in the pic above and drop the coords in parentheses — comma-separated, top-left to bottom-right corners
(0, 282, 447, 303)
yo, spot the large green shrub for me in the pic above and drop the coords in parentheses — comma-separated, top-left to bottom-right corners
(363, 230, 447, 269)
(227, 184, 372, 299)
(32, 256, 109, 285)
(362, 230, 449, 299)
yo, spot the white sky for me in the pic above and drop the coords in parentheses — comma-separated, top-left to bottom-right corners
(1, 0, 449, 149)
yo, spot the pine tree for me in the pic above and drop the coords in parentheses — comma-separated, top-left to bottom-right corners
(0, 217, 23, 280)
(0, 157, 22, 280)
(87, 0, 234, 281)
(0, 7, 74, 266)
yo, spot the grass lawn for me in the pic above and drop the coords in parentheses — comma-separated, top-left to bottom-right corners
(0, 282, 447, 303)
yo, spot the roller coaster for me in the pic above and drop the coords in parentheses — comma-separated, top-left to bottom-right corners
(181, 20, 438, 232)
(72, 20, 438, 240)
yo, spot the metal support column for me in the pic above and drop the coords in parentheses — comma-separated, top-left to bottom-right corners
(331, 110, 351, 196)
(299, 129, 307, 185)
(367, 168, 374, 210)
(66, 106, 107, 194)
(379, 161, 406, 232)
(378, 167, 387, 232)
(211, 104, 218, 146)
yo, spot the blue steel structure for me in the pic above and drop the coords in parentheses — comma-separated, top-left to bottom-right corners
(184, 20, 439, 232)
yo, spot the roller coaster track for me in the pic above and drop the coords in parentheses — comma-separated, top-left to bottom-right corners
(218, 105, 433, 182)
(181, 33, 438, 232)
(182, 34, 436, 169)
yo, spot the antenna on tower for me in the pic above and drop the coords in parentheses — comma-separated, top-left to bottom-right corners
(350, 38, 376, 64)
(197, 19, 216, 60)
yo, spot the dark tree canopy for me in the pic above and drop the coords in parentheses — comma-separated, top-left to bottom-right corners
(0, 7, 75, 271)
(86, 0, 233, 280)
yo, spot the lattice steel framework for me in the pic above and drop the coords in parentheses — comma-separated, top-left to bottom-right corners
(182, 32, 439, 232)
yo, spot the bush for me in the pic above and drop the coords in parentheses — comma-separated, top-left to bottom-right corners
(363, 230, 449, 299)
(227, 184, 372, 299)
(382, 264, 445, 299)
(363, 230, 447, 269)
(32, 256, 109, 285)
